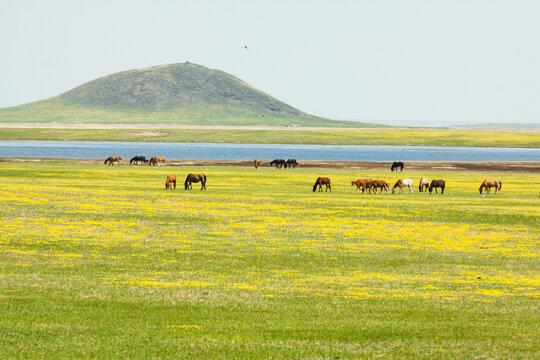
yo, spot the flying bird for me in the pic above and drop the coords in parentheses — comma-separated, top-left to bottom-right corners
(243, 45, 248, 50)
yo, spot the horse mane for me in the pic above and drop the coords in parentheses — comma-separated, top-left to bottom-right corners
(313, 177, 321, 192)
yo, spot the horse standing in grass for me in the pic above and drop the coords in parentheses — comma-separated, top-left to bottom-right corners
(429, 180, 445, 194)
(364, 180, 390, 194)
(479, 179, 502, 194)
(254, 158, 260, 169)
(351, 178, 372, 193)
(185, 174, 207, 190)
(104, 156, 122, 166)
(270, 159, 287, 169)
(391, 161, 404, 172)
(287, 159, 298, 168)
(313, 177, 331, 192)
(165, 175, 177, 190)
(419, 177, 429, 192)
(130, 156, 146, 165)
(392, 179, 414, 194)
(149, 156, 165, 166)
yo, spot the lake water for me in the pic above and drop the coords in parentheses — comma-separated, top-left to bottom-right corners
(0, 141, 538, 162)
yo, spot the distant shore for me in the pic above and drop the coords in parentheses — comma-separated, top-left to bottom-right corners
(1, 158, 538, 172)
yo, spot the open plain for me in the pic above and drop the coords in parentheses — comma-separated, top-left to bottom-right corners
(0, 161, 538, 359)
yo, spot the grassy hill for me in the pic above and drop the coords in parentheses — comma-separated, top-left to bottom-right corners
(0, 63, 369, 127)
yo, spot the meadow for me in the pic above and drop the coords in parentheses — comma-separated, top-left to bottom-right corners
(0, 161, 538, 359)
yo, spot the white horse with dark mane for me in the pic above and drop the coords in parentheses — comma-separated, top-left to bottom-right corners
(392, 179, 414, 194)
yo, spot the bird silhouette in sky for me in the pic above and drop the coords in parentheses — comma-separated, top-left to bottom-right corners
(243, 45, 248, 50)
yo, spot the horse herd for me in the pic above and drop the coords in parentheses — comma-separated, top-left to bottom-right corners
(105, 156, 503, 195)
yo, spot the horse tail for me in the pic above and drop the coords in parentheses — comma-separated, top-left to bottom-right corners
(313, 178, 319, 192)
(203, 174, 207, 186)
(498, 180, 502, 191)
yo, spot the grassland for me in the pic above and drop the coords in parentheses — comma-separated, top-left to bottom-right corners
(0, 128, 539, 147)
(0, 162, 538, 359)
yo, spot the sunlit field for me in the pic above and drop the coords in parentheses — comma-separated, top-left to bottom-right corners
(0, 162, 538, 359)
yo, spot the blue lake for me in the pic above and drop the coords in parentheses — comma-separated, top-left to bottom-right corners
(0, 141, 538, 162)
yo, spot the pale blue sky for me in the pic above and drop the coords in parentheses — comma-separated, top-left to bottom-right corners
(1, 0, 539, 125)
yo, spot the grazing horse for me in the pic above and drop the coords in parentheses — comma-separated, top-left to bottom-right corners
(429, 180, 445, 194)
(479, 179, 502, 194)
(391, 161, 404, 172)
(104, 156, 122, 166)
(351, 178, 372, 193)
(185, 174, 207, 190)
(286, 159, 298, 168)
(165, 174, 177, 190)
(130, 156, 146, 165)
(392, 179, 414, 194)
(254, 158, 260, 169)
(270, 159, 287, 169)
(313, 177, 331, 192)
(148, 156, 165, 166)
(419, 177, 430, 192)
(364, 180, 390, 194)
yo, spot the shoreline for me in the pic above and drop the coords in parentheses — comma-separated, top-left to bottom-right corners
(1, 158, 538, 172)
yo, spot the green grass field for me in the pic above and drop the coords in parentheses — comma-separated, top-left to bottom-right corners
(0, 128, 539, 147)
(0, 162, 538, 359)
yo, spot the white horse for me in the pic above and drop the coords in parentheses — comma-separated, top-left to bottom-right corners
(392, 179, 414, 194)
(419, 177, 429, 192)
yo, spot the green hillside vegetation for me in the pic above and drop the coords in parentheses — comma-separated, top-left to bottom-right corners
(0, 63, 366, 127)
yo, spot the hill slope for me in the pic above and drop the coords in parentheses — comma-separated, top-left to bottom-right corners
(0, 63, 367, 127)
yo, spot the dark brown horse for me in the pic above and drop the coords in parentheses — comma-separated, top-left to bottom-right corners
(148, 156, 165, 166)
(254, 158, 260, 169)
(363, 180, 389, 194)
(429, 180, 445, 194)
(165, 174, 177, 190)
(185, 174, 207, 190)
(313, 177, 331, 192)
(351, 178, 372, 193)
(104, 156, 122, 166)
(479, 179, 502, 194)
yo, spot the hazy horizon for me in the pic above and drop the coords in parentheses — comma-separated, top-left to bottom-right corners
(1, 1, 539, 126)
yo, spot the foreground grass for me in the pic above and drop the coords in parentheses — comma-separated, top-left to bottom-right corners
(0, 128, 539, 147)
(0, 162, 538, 359)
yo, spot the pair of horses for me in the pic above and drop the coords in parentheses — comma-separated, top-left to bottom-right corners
(350, 178, 390, 194)
(104, 156, 122, 166)
(270, 159, 298, 169)
(417, 177, 445, 194)
(148, 156, 165, 166)
(165, 174, 207, 190)
(479, 179, 502, 194)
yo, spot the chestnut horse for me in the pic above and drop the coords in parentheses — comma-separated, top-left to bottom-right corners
(419, 177, 429, 192)
(364, 180, 390, 194)
(185, 174, 207, 190)
(479, 179, 502, 194)
(165, 175, 177, 190)
(313, 177, 331, 192)
(429, 180, 445, 194)
(148, 156, 165, 166)
(104, 156, 122, 166)
(254, 158, 260, 169)
(392, 179, 414, 194)
(351, 178, 372, 193)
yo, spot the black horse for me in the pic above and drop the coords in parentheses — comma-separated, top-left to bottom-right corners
(429, 180, 445, 194)
(391, 161, 404, 172)
(270, 159, 287, 169)
(286, 159, 298, 168)
(130, 156, 147, 165)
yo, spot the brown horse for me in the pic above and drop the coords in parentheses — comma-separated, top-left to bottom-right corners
(429, 180, 445, 194)
(104, 156, 122, 166)
(419, 177, 429, 192)
(165, 175, 177, 190)
(363, 179, 389, 194)
(148, 156, 165, 166)
(351, 178, 372, 193)
(254, 158, 260, 169)
(185, 174, 207, 190)
(479, 179, 502, 194)
(313, 177, 331, 192)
